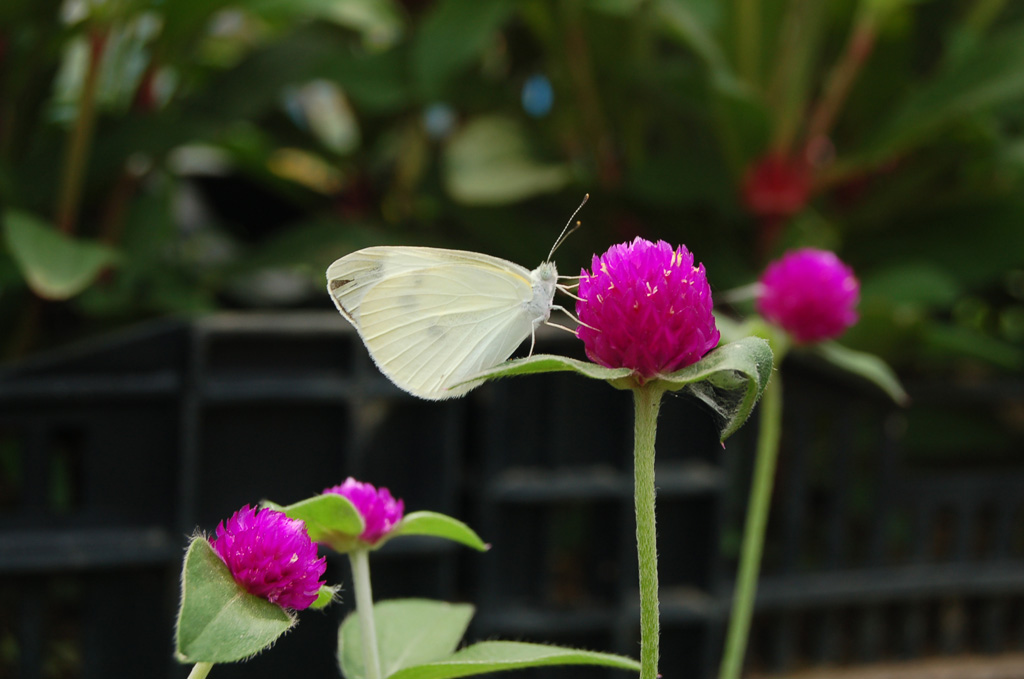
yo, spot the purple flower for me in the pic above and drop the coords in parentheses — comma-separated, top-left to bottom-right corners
(575, 238, 721, 380)
(209, 505, 326, 610)
(323, 478, 404, 545)
(756, 248, 859, 343)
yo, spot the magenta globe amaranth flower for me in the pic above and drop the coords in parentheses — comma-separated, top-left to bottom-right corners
(324, 477, 404, 544)
(209, 505, 326, 610)
(576, 238, 721, 380)
(756, 248, 860, 343)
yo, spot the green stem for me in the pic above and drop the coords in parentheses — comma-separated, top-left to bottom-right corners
(804, 9, 876, 147)
(632, 382, 666, 679)
(718, 375, 783, 679)
(349, 549, 382, 679)
(187, 662, 213, 679)
(735, 0, 760, 87)
(55, 29, 105, 234)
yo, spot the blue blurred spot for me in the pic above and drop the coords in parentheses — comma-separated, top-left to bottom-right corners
(423, 103, 456, 139)
(521, 74, 553, 118)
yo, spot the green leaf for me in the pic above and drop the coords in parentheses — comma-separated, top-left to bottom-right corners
(443, 116, 572, 205)
(175, 537, 295, 664)
(387, 641, 642, 679)
(463, 337, 773, 441)
(382, 511, 488, 552)
(854, 22, 1024, 166)
(412, 0, 514, 99)
(860, 263, 961, 310)
(657, 336, 774, 441)
(267, 494, 366, 554)
(3, 210, 119, 300)
(461, 353, 634, 386)
(653, 0, 734, 89)
(810, 341, 909, 405)
(338, 599, 475, 679)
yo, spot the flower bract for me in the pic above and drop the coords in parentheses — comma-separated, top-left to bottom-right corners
(575, 237, 721, 381)
(324, 477, 404, 545)
(756, 247, 860, 343)
(209, 505, 326, 610)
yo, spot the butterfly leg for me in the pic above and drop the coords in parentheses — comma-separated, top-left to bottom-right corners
(550, 304, 598, 331)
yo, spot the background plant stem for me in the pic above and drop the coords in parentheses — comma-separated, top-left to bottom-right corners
(55, 29, 105, 235)
(349, 549, 383, 679)
(718, 375, 783, 679)
(632, 382, 666, 679)
(735, 0, 761, 87)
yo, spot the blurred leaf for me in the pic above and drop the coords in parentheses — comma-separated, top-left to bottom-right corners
(411, 0, 513, 100)
(246, 0, 404, 48)
(3, 210, 119, 300)
(338, 599, 475, 679)
(443, 117, 571, 205)
(587, 0, 643, 15)
(226, 219, 389, 279)
(325, 0, 405, 48)
(810, 341, 910, 405)
(846, 200, 1024, 290)
(654, 0, 734, 88)
(855, 22, 1024, 165)
(860, 263, 961, 309)
(386, 641, 641, 679)
(627, 152, 734, 210)
(920, 322, 1023, 370)
(184, 24, 409, 121)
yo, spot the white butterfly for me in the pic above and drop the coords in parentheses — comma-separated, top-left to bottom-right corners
(326, 198, 587, 400)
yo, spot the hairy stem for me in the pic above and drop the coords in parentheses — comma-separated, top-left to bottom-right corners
(633, 382, 666, 679)
(718, 375, 783, 679)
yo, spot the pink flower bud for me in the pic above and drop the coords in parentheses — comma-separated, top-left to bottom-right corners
(210, 505, 326, 610)
(323, 478, 404, 545)
(757, 248, 860, 343)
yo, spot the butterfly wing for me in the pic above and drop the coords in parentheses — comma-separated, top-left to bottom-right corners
(327, 247, 539, 399)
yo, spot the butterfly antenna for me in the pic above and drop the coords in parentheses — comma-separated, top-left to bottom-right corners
(547, 193, 589, 261)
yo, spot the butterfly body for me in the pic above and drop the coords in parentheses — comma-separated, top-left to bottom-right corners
(327, 246, 558, 400)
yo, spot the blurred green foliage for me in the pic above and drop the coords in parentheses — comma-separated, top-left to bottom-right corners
(2, 0, 1024, 377)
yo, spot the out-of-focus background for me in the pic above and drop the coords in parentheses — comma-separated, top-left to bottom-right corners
(2, 1, 1024, 678)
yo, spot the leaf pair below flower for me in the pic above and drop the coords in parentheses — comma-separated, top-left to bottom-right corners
(175, 538, 336, 664)
(265, 494, 489, 554)
(338, 599, 640, 679)
(460, 336, 774, 442)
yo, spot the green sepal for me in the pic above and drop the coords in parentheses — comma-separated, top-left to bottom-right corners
(653, 336, 774, 441)
(175, 537, 295, 664)
(266, 494, 366, 554)
(386, 641, 643, 679)
(338, 599, 475, 679)
(381, 511, 488, 552)
(461, 337, 773, 442)
(310, 584, 341, 610)
(809, 341, 910, 405)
